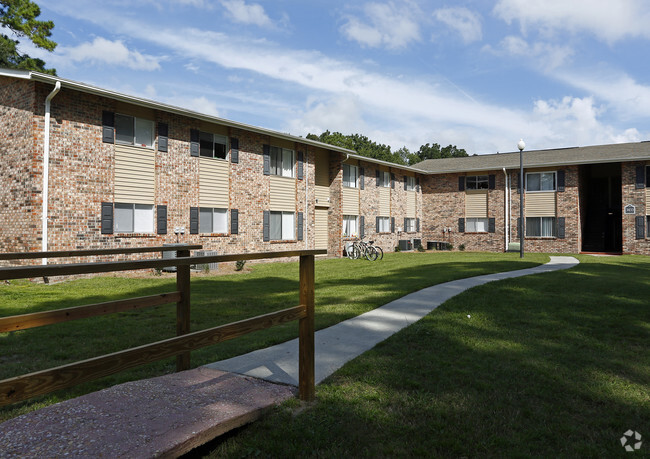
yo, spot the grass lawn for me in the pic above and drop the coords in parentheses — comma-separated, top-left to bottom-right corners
(0, 251, 546, 422)
(204, 254, 650, 457)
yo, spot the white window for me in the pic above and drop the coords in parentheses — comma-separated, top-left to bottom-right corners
(115, 114, 154, 148)
(343, 164, 358, 188)
(270, 211, 294, 240)
(526, 172, 556, 192)
(199, 208, 228, 233)
(343, 215, 358, 237)
(380, 171, 390, 187)
(466, 175, 488, 190)
(270, 146, 294, 177)
(406, 176, 416, 191)
(466, 217, 489, 233)
(114, 203, 153, 233)
(200, 132, 228, 160)
(405, 217, 416, 232)
(526, 217, 556, 237)
(377, 216, 390, 233)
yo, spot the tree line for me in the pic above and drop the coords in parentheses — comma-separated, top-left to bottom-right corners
(306, 131, 468, 166)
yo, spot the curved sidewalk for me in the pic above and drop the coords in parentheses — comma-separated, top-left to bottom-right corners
(207, 256, 579, 386)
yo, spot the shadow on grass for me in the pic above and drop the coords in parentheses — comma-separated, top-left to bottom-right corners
(205, 255, 650, 458)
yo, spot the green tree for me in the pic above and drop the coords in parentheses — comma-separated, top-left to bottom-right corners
(0, 0, 56, 74)
(307, 131, 407, 165)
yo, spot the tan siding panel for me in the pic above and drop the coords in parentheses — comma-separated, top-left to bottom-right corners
(315, 186, 330, 207)
(379, 188, 391, 215)
(114, 145, 155, 204)
(315, 208, 328, 250)
(315, 151, 330, 187)
(342, 187, 359, 215)
(199, 158, 229, 207)
(270, 176, 296, 211)
(406, 192, 416, 217)
(465, 191, 488, 218)
(525, 192, 556, 217)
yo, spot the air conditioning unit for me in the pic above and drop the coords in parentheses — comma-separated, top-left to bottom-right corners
(412, 238, 422, 249)
(162, 243, 187, 272)
(195, 250, 219, 271)
(398, 240, 413, 251)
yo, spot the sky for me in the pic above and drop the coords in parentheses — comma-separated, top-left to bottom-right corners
(15, 0, 650, 155)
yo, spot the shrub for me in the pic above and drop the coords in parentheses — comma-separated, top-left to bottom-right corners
(394, 245, 401, 252)
(417, 245, 426, 252)
(235, 260, 246, 271)
(459, 244, 466, 251)
(446, 243, 453, 251)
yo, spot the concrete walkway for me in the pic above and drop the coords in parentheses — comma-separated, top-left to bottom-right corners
(0, 255, 579, 457)
(207, 256, 579, 386)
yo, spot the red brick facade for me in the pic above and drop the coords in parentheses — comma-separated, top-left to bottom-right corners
(1, 74, 648, 257)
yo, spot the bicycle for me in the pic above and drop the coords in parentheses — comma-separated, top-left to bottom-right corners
(349, 239, 382, 261)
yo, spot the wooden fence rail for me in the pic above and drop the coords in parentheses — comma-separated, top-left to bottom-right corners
(0, 246, 324, 406)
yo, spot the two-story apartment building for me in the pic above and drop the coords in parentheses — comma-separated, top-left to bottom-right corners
(0, 69, 649, 259)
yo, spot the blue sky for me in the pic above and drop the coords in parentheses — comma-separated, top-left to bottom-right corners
(17, 0, 650, 155)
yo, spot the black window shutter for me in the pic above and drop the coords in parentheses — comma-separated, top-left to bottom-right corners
(391, 217, 395, 233)
(404, 217, 408, 231)
(517, 217, 521, 240)
(102, 111, 114, 144)
(391, 173, 395, 189)
(557, 217, 565, 239)
(190, 207, 199, 234)
(230, 137, 239, 164)
(231, 209, 238, 234)
(458, 218, 465, 233)
(263, 210, 270, 241)
(360, 167, 364, 190)
(190, 129, 200, 157)
(488, 174, 496, 190)
(263, 144, 270, 175)
(157, 123, 168, 152)
(416, 177, 420, 192)
(376, 216, 380, 233)
(636, 165, 645, 189)
(360, 216, 365, 239)
(557, 170, 565, 192)
(376, 170, 380, 186)
(404, 176, 407, 191)
(157, 205, 167, 234)
(488, 217, 495, 233)
(636, 216, 645, 239)
(416, 218, 420, 232)
(297, 212, 303, 241)
(297, 151, 304, 180)
(101, 202, 113, 234)
(458, 176, 465, 191)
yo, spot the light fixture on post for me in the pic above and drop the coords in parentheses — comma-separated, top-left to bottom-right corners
(517, 139, 526, 259)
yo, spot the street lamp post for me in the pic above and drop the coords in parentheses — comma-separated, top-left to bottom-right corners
(518, 139, 526, 258)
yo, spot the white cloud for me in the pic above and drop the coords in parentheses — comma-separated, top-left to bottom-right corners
(493, 0, 650, 43)
(220, 0, 271, 27)
(53, 37, 162, 71)
(486, 36, 574, 70)
(433, 7, 482, 44)
(340, 2, 421, 50)
(289, 95, 366, 137)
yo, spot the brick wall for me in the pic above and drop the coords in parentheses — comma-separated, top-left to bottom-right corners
(0, 77, 39, 256)
(622, 162, 649, 255)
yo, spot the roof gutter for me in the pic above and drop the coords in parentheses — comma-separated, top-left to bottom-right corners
(42, 80, 61, 264)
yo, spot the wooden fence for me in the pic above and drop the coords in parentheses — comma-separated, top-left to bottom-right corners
(0, 246, 325, 406)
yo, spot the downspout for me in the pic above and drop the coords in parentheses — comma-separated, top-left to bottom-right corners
(304, 151, 309, 248)
(503, 168, 509, 251)
(42, 81, 61, 264)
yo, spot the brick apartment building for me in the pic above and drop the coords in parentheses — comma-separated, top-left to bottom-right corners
(1, 69, 649, 259)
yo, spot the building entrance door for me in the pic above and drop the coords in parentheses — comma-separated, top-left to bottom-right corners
(581, 163, 622, 252)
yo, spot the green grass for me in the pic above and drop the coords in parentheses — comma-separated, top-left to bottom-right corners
(0, 251, 546, 422)
(205, 254, 650, 457)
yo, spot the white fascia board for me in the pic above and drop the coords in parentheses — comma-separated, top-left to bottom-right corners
(344, 152, 428, 174)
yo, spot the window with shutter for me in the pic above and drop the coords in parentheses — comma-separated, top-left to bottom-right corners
(230, 137, 239, 163)
(157, 205, 167, 234)
(231, 209, 239, 234)
(157, 123, 168, 152)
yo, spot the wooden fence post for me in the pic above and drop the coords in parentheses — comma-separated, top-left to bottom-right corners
(298, 254, 315, 401)
(176, 248, 191, 371)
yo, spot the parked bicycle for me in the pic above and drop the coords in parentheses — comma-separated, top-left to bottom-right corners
(346, 239, 383, 261)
